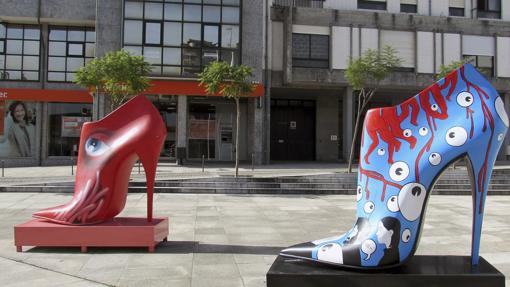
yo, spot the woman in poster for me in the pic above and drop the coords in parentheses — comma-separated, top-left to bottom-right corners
(6, 101, 34, 157)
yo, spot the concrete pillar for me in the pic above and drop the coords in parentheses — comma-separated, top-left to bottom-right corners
(176, 95, 188, 164)
(283, 7, 293, 85)
(342, 87, 355, 161)
(251, 97, 266, 165)
(316, 95, 339, 161)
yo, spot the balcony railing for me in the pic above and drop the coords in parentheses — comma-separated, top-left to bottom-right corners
(272, 0, 324, 9)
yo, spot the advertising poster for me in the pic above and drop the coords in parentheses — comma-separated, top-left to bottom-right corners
(0, 100, 37, 157)
(61, 116, 91, 137)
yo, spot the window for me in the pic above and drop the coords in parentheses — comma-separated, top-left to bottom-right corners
(292, 34, 329, 68)
(477, 0, 501, 19)
(401, 0, 417, 13)
(0, 23, 40, 81)
(449, 0, 465, 16)
(463, 55, 494, 77)
(48, 27, 95, 82)
(123, 0, 241, 77)
(48, 103, 92, 156)
(358, 0, 387, 10)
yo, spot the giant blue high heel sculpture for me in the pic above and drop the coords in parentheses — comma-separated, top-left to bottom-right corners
(280, 63, 509, 269)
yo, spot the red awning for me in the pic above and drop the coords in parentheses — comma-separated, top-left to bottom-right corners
(0, 88, 92, 103)
(144, 80, 264, 97)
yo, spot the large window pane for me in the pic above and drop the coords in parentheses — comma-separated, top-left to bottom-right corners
(221, 49, 239, 66)
(23, 41, 40, 55)
(68, 43, 84, 56)
(221, 25, 239, 48)
(6, 55, 22, 69)
(222, 0, 240, 5)
(86, 31, 95, 42)
(125, 1, 143, 18)
(145, 2, 163, 19)
(144, 47, 162, 64)
(6, 40, 22, 54)
(48, 72, 65, 81)
(0, 24, 5, 38)
(184, 5, 202, 21)
(85, 43, 95, 57)
(164, 4, 182, 20)
(203, 6, 221, 22)
(49, 42, 67, 56)
(7, 26, 23, 39)
(67, 58, 84, 71)
(202, 49, 219, 66)
(204, 25, 219, 47)
(23, 71, 38, 80)
(292, 34, 310, 58)
(162, 66, 181, 76)
(0, 41, 4, 53)
(5, 70, 21, 80)
(164, 22, 182, 46)
(222, 7, 239, 23)
(48, 57, 66, 71)
(145, 22, 162, 44)
(311, 35, 329, 59)
(124, 45, 142, 55)
(124, 21, 143, 44)
(204, 0, 221, 4)
(182, 23, 201, 47)
(23, 56, 39, 70)
(163, 47, 181, 65)
(49, 29, 67, 41)
(24, 28, 40, 40)
(182, 48, 201, 66)
(68, 30, 85, 42)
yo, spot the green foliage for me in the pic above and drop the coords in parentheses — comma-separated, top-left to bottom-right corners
(345, 45, 402, 90)
(435, 60, 466, 80)
(75, 50, 152, 111)
(198, 61, 255, 99)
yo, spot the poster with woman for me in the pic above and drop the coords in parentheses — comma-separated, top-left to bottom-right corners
(0, 100, 36, 157)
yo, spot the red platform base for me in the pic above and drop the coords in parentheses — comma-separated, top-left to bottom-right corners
(14, 217, 168, 253)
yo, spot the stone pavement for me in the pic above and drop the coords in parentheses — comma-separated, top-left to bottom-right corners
(0, 192, 509, 287)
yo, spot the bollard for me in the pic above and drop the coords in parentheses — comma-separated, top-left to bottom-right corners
(1, 160, 4, 177)
(202, 154, 205, 172)
(251, 153, 255, 171)
(71, 158, 74, 176)
(138, 161, 141, 174)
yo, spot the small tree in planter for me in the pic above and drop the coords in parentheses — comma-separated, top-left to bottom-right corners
(75, 50, 152, 119)
(345, 46, 402, 173)
(199, 61, 256, 178)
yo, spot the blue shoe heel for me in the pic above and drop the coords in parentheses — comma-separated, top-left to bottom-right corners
(280, 63, 509, 269)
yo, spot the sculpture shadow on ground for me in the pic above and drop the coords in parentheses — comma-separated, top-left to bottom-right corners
(25, 241, 285, 255)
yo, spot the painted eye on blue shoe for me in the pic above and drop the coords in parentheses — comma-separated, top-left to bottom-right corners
(401, 229, 411, 243)
(364, 201, 375, 214)
(356, 186, 363, 202)
(387, 195, 399, 212)
(85, 137, 110, 156)
(389, 161, 409, 182)
(428, 152, 442, 165)
(445, 127, 468, 147)
(457, 92, 474, 107)
(403, 129, 412, 137)
(377, 148, 385, 155)
(430, 104, 439, 111)
(419, 127, 428, 136)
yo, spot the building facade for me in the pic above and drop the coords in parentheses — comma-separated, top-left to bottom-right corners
(1, 0, 510, 166)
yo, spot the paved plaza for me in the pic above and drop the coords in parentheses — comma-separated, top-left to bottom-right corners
(0, 192, 508, 286)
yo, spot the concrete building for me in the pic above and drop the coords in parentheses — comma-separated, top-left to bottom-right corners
(1, 0, 510, 166)
(268, 0, 510, 161)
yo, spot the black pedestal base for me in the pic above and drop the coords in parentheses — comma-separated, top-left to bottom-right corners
(267, 255, 505, 287)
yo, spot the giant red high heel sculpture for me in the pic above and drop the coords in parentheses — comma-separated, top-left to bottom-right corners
(14, 95, 169, 252)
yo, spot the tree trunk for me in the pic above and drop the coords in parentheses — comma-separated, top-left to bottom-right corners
(235, 97, 240, 178)
(347, 108, 363, 173)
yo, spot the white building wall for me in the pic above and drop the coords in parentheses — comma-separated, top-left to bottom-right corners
(417, 31, 434, 73)
(387, 0, 400, 13)
(352, 27, 360, 58)
(503, 0, 510, 21)
(323, 0, 357, 10)
(431, 0, 449, 16)
(332, 26, 351, 69)
(292, 25, 330, 35)
(380, 30, 415, 68)
(361, 28, 378, 53)
(443, 33, 461, 64)
(462, 35, 495, 56)
(271, 21, 283, 71)
(417, 0, 430, 15)
(497, 37, 510, 78)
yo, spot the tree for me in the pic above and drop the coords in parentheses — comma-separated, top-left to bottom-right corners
(198, 61, 256, 178)
(75, 50, 152, 119)
(435, 60, 466, 80)
(345, 45, 402, 173)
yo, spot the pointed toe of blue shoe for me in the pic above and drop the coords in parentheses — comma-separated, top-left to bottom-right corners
(280, 242, 315, 261)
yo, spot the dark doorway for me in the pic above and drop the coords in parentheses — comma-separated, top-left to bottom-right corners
(270, 99, 315, 161)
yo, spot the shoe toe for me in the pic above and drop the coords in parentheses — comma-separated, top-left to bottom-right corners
(280, 242, 315, 260)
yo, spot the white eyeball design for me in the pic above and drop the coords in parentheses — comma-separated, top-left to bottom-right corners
(430, 104, 439, 111)
(445, 127, 468, 147)
(398, 182, 426, 221)
(356, 186, 363, 202)
(364, 201, 375, 214)
(377, 148, 385, 155)
(387, 195, 399, 212)
(317, 243, 343, 264)
(389, 161, 409, 182)
(85, 137, 110, 156)
(498, 133, 504, 142)
(403, 129, 412, 138)
(457, 91, 474, 107)
(419, 127, 428, 136)
(402, 229, 411, 243)
(428, 152, 441, 166)
(361, 239, 377, 260)
(495, 97, 509, 128)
